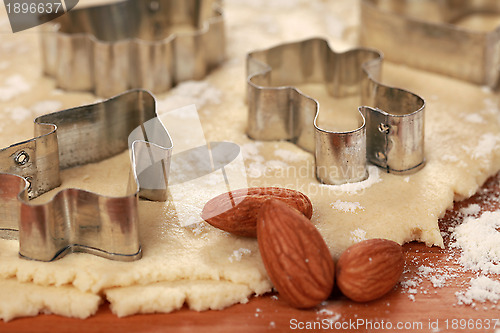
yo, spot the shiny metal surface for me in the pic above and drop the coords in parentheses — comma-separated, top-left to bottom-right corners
(247, 38, 425, 185)
(360, 0, 500, 87)
(0, 90, 173, 261)
(41, 0, 225, 97)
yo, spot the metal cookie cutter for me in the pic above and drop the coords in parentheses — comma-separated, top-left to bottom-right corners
(0, 89, 173, 261)
(247, 38, 425, 185)
(360, 0, 500, 88)
(40, 0, 225, 97)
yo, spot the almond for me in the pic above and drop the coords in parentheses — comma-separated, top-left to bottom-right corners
(257, 199, 334, 308)
(336, 238, 404, 302)
(201, 187, 312, 237)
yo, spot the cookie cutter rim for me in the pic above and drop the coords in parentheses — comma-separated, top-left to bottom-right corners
(360, 0, 500, 88)
(40, 0, 225, 98)
(247, 37, 425, 185)
(0, 89, 173, 262)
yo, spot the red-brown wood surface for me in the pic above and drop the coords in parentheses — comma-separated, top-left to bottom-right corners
(1, 173, 499, 333)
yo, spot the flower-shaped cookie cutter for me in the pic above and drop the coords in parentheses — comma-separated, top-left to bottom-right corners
(40, 0, 225, 97)
(247, 38, 425, 185)
(0, 90, 172, 262)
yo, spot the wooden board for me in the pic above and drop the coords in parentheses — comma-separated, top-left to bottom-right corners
(1, 172, 499, 333)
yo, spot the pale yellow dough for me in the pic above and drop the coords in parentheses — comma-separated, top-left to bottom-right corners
(1, 0, 500, 321)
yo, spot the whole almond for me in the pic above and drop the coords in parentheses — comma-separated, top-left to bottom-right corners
(257, 199, 334, 308)
(336, 239, 404, 302)
(201, 187, 312, 237)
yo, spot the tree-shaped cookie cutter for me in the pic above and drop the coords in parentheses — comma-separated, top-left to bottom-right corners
(40, 0, 225, 97)
(0, 90, 172, 262)
(247, 38, 425, 185)
(360, 0, 500, 87)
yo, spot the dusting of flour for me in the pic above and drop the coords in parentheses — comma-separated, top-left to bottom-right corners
(450, 211, 500, 274)
(0, 75, 30, 101)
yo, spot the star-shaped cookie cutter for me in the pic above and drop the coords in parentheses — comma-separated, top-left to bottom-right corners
(361, 0, 500, 87)
(40, 0, 225, 97)
(0, 90, 172, 261)
(247, 38, 425, 185)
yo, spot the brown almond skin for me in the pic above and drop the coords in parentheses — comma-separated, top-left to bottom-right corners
(201, 187, 312, 237)
(336, 239, 404, 302)
(257, 199, 334, 308)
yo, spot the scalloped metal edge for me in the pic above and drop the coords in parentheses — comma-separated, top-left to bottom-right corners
(40, 0, 225, 97)
(360, 0, 500, 87)
(0, 89, 172, 261)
